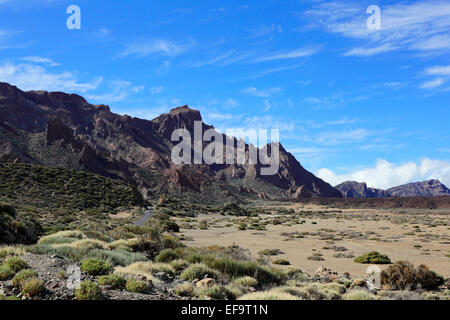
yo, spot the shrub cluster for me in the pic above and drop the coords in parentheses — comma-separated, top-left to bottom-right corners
(354, 251, 391, 264)
(80, 258, 113, 276)
(381, 261, 445, 290)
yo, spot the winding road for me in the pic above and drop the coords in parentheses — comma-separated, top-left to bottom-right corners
(133, 208, 154, 226)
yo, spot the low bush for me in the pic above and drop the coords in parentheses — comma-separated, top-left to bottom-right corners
(0, 246, 26, 259)
(354, 251, 391, 264)
(12, 269, 38, 288)
(125, 279, 149, 294)
(232, 276, 258, 288)
(0, 266, 14, 281)
(80, 258, 113, 276)
(22, 278, 44, 297)
(3, 256, 28, 272)
(97, 275, 126, 289)
(180, 264, 220, 281)
(198, 285, 236, 300)
(170, 259, 190, 273)
(38, 230, 84, 245)
(344, 290, 375, 300)
(75, 281, 104, 300)
(155, 248, 182, 263)
(238, 289, 300, 300)
(381, 261, 444, 290)
(283, 267, 309, 282)
(272, 259, 290, 265)
(258, 249, 283, 256)
(175, 282, 195, 297)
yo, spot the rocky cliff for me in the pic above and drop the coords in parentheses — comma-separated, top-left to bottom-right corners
(0, 82, 342, 203)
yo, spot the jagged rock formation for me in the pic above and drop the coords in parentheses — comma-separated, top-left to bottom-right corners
(336, 179, 450, 198)
(387, 179, 450, 197)
(0, 82, 342, 203)
(335, 181, 391, 198)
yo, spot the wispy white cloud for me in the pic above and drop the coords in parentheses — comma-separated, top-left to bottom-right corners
(420, 77, 445, 89)
(303, 1, 450, 56)
(304, 92, 369, 110)
(86, 80, 143, 103)
(420, 65, 450, 89)
(20, 56, 60, 66)
(0, 62, 101, 93)
(314, 128, 372, 146)
(245, 23, 282, 38)
(317, 158, 450, 189)
(242, 86, 282, 97)
(150, 86, 164, 95)
(425, 65, 450, 76)
(120, 39, 195, 58)
(343, 44, 398, 57)
(186, 50, 236, 68)
(91, 28, 110, 39)
(249, 46, 321, 63)
(231, 62, 304, 81)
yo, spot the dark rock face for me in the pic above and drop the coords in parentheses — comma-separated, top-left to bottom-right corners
(387, 179, 450, 197)
(0, 82, 342, 202)
(335, 181, 391, 198)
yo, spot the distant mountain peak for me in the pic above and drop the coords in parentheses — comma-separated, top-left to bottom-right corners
(387, 179, 450, 197)
(335, 181, 390, 198)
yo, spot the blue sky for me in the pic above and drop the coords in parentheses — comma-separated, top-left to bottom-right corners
(0, 0, 449, 188)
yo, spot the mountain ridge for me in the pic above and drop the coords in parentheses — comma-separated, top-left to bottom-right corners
(336, 179, 450, 198)
(0, 82, 342, 203)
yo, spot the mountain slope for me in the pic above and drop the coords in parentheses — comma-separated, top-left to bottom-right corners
(0, 82, 341, 203)
(387, 179, 450, 197)
(335, 181, 391, 198)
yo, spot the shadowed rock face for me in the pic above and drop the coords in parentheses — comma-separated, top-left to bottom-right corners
(0, 82, 342, 202)
(387, 179, 450, 197)
(335, 181, 391, 198)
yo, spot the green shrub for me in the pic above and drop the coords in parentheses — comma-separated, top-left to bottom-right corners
(175, 282, 195, 297)
(98, 275, 126, 289)
(75, 281, 104, 300)
(0, 294, 20, 300)
(3, 256, 29, 272)
(125, 279, 149, 294)
(180, 264, 219, 281)
(258, 249, 283, 256)
(199, 285, 236, 300)
(232, 276, 258, 288)
(344, 290, 374, 300)
(21, 278, 44, 296)
(283, 267, 309, 282)
(170, 259, 190, 273)
(155, 248, 182, 263)
(0, 266, 14, 281)
(80, 258, 113, 276)
(272, 259, 290, 265)
(0, 202, 16, 217)
(12, 269, 38, 288)
(354, 251, 391, 264)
